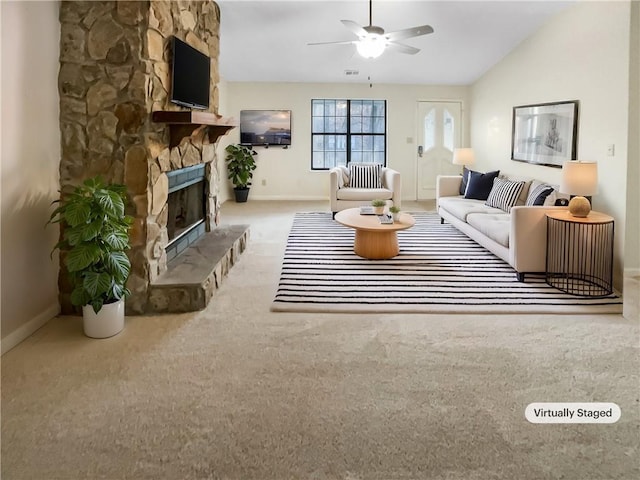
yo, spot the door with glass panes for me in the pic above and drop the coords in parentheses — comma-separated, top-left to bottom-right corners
(416, 101, 462, 199)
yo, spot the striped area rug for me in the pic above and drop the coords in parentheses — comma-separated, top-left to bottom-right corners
(271, 212, 623, 314)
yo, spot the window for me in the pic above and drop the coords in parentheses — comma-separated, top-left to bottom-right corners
(311, 99, 386, 170)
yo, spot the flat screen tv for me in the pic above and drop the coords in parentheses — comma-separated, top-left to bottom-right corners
(170, 36, 210, 110)
(240, 110, 292, 146)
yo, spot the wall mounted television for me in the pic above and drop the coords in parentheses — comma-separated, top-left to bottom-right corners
(240, 110, 292, 146)
(170, 36, 210, 110)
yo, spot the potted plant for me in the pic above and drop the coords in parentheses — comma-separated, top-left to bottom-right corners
(225, 144, 257, 202)
(389, 205, 401, 222)
(371, 199, 386, 215)
(48, 176, 133, 338)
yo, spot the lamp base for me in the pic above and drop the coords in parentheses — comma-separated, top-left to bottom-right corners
(568, 196, 591, 217)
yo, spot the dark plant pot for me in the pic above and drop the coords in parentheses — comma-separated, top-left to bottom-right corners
(234, 187, 250, 203)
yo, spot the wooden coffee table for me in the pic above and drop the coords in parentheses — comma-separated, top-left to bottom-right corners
(334, 208, 415, 259)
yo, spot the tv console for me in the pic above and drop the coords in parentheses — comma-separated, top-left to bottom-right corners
(152, 111, 236, 148)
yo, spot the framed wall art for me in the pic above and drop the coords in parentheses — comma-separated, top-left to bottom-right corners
(511, 100, 579, 168)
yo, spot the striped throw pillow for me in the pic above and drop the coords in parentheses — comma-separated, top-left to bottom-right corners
(526, 183, 554, 206)
(348, 163, 382, 189)
(485, 178, 525, 212)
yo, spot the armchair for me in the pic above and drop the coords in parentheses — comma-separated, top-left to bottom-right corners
(329, 165, 401, 216)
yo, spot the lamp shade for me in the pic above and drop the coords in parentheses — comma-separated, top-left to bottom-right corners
(452, 148, 475, 166)
(560, 161, 598, 196)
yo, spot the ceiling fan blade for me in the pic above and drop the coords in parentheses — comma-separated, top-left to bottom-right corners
(385, 25, 434, 41)
(386, 41, 420, 55)
(308, 40, 357, 46)
(341, 19, 369, 38)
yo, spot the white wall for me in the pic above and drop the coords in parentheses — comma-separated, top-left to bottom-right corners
(1, 1, 61, 353)
(218, 82, 469, 202)
(624, 0, 639, 319)
(469, 1, 632, 289)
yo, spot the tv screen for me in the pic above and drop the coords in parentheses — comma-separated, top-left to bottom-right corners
(170, 36, 210, 110)
(240, 110, 292, 146)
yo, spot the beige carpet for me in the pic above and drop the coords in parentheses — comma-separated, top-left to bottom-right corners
(2, 201, 639, 480)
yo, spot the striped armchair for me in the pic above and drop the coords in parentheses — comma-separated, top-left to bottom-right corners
(329, 163, 401, 216)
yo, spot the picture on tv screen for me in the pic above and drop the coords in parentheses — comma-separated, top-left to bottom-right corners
(240, 110, 292, 146)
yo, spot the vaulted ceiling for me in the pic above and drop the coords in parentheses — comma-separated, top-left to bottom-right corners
(217, 0, 575, 85)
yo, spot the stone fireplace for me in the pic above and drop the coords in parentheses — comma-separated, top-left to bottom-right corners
(58, 1, 246, 314)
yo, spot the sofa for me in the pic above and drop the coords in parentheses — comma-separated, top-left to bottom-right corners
(330, 164, 401, 215)
(436, 172, 569, 281)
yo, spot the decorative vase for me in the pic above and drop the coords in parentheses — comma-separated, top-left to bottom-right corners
(82, 298, 125, 339)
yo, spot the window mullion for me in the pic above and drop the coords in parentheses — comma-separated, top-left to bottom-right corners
(346, 99, 351, 165)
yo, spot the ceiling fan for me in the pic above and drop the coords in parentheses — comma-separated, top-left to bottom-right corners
(308, 0, 434, 59)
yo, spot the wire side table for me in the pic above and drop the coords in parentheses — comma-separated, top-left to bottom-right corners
(545, 210, 614, 297)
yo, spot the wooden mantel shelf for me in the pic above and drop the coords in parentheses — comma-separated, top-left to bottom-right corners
(152, 111, 236, 148)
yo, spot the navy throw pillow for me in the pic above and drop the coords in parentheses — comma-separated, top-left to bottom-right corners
(464, 170, 500, 200)
(525, 183, 554, 206)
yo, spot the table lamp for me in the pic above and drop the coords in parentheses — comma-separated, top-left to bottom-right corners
(452, 148, 475, 174)
(560, 160, 598, 217)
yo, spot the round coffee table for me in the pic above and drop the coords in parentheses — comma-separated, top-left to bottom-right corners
(334, 208, 415, 259)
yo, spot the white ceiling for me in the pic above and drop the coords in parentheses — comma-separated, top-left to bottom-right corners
(217, 0, 575, 85)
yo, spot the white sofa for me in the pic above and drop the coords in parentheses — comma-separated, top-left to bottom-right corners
(436, 174, 568, 281)
(330, 166, 401, 215)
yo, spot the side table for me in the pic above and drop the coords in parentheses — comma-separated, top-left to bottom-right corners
(545, 210, 614, 297)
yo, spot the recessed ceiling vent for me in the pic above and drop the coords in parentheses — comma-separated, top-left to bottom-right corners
(344, 69, 359, 76)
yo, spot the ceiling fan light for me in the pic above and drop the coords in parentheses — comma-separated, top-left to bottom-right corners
(356, 34, 386, 58)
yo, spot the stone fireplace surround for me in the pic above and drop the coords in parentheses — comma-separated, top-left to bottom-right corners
(58, 1, 247, 314)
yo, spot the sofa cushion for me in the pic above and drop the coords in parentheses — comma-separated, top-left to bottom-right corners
(466, 212, 511, 248)
(348, 163, 382, 188)
(439, 196, 504, 222)
(464, 170, 500, 200)
(526, 181, 554, 206)
(336, 187, 393, 201)
(485, 178, 525, 212)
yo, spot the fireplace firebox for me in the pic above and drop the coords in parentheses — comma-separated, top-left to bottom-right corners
(166, 164, 208, 261)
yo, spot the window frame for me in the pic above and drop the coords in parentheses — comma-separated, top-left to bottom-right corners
(310, 99, 387, 171)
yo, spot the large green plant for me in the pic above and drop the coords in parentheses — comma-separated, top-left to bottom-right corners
(225, 144, 257, 189)
(49, 177, 133, 314)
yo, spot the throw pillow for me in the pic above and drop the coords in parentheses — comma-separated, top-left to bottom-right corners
(459, 166, 471, 195)
(525, 183, 554, 206)
(485, 178, 525, 212)
(337, 166, 350, 186)
(464, 170, 500, 200)
(348, 163, 382, 189)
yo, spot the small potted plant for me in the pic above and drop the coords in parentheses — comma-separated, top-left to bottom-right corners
(48, 176, 133, 338)
(225, 144, 257, 202)
(389, 205, 401, 222)
(371, 199, 386, 215)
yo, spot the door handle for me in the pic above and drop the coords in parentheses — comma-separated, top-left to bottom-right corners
(418, 145, 423, 157)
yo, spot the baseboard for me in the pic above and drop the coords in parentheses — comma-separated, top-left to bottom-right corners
(244, 195, 327, 201)
(1, 303, 60, 355)
(623, 268, 639, 321)
(624, 267, 640, 279)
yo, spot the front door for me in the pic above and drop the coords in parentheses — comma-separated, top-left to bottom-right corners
(416, 101, 462, 200)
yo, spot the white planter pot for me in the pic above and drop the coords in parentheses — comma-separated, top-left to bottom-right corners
(82, 299, 125, 339)
(392, 212, 401, 222)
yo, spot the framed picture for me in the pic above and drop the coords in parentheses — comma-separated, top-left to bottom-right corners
(511, 100, 579, 168)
